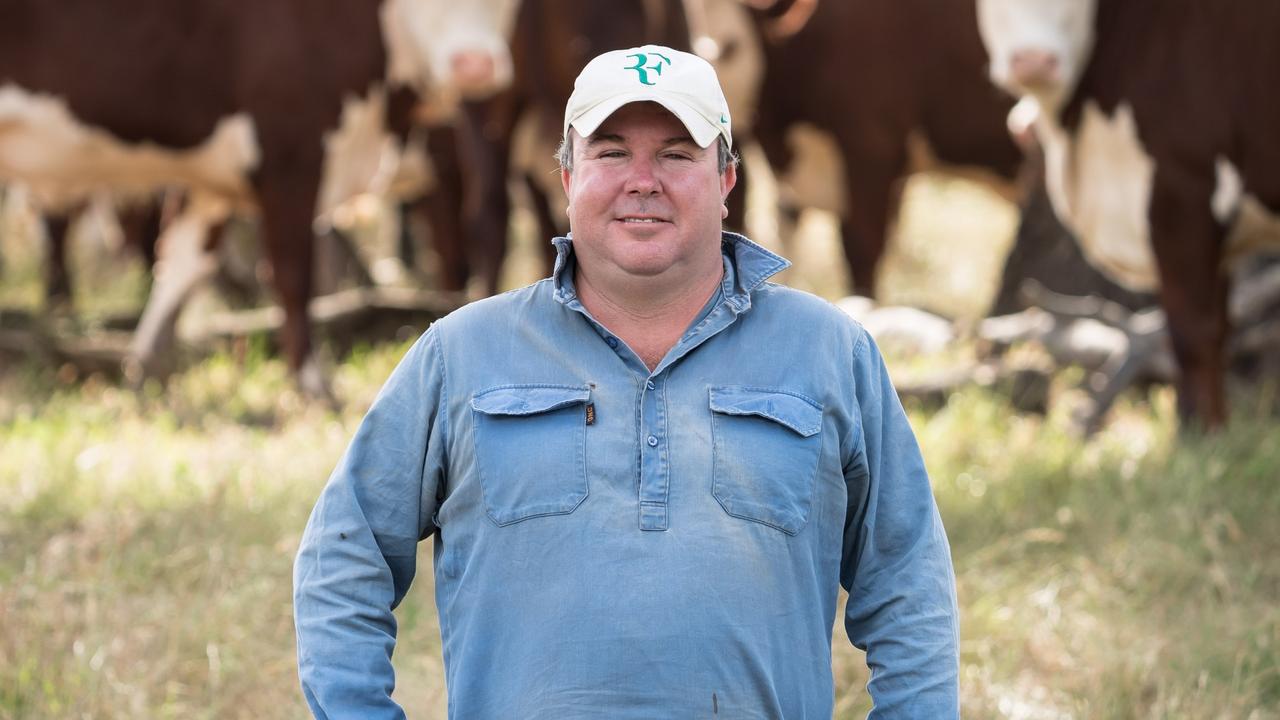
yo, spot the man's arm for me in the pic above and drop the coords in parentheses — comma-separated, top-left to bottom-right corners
(841, 328, 960, 718)
(293, 326, 449, 719)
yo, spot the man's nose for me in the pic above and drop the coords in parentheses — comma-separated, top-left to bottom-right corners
(624, 157, 660, 195)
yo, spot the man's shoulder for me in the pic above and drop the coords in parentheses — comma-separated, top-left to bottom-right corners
(433, 279, 559, 334)
(751, 282, 871, 348)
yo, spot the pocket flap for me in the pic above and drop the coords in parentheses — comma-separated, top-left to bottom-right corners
(708, 387, 823, 437)
(472, 385, 591, 416)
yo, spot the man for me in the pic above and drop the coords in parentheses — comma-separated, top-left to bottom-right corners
(294, 45, 959, 718)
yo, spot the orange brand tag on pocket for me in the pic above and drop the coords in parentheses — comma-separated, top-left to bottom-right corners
(585, 403, 596, 426)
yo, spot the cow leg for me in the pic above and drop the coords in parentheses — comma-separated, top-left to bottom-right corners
(396, 201, 417, 271)
(126, 195, 227, 383)
(524, 172, 560, 277)
(1148, 166, 1231, 428)
(771, 200, 801, 256)
(116, 196, 164, 305)
(42, 211, 74, 311)
(459, 94, 520, 297)
(753, 128, 802, 253)
(322, 226, 375, 290)
(418, 125, 468, 291)
(118, 196, 163, 268)
(255, 164, 331, 402)
(837, 143, 904, 297)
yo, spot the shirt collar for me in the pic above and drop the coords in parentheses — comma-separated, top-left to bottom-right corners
(551, 232, 790, 309)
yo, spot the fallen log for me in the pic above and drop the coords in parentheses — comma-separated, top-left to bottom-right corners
(0, 286, 466, 381)
(985, 274, 1280, 433)
(893, 359, 1052, 416)
(182, 285, 463, 348)
(0, 324, 133, 379)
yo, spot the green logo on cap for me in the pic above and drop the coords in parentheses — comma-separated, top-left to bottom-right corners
(624, 52, 671, 86)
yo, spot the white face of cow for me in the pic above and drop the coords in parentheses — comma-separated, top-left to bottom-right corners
(386, 0, 522, 100)
(976, 0, 1097, 111)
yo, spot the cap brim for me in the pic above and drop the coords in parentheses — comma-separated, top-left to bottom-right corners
(567, 90, 726, 149)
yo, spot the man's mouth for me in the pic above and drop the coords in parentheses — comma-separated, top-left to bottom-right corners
(618, 216, 668, 224)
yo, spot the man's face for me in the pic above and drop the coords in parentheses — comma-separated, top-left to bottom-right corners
(561, 102, 736, 286)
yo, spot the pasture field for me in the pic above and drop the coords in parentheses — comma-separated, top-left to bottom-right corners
(2, 176, 1278, 719)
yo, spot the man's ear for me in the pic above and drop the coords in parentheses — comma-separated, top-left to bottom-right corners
(560, 130, 577, 198)
(720, 161, 737, 203)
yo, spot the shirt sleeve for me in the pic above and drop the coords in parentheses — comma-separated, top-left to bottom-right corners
(293, 325, 449, 719)
(840, 327, 960, 718)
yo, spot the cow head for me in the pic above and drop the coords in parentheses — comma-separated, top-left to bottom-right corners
(976, 0, 1097, 112)
(386, 0, 522, 101)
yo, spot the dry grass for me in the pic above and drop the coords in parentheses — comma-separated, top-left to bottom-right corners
(2, 172, 1278, 718)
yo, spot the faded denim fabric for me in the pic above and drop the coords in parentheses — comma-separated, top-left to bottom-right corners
(294, 233, 959, 719)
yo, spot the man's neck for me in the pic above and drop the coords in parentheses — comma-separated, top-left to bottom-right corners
(575, 265, 724, 371)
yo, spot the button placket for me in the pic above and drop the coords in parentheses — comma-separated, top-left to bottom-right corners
(637, 374, 669, 531)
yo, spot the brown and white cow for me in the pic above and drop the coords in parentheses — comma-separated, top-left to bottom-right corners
(977, 0, 1280, 426)
(0, 0, 519, 395)
(737, 0, 1026, 297)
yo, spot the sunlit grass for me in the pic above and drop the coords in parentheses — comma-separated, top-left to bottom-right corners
(0, 340, 435, 719)
(928, 388, 1280, 718)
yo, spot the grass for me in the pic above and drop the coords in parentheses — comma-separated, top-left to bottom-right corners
(2, 174, 1278, 718)
(3, 347, 1277, 719)
(925, 389, 1280, 719)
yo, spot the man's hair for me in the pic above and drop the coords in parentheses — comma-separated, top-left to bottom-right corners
(557, 133, 739, 175)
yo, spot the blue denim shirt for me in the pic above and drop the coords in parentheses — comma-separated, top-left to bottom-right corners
(294, 233, 959, 719)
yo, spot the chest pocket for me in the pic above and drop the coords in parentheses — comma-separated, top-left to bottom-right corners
(709, 386, 823, 535)
(471, 385, 591, 526)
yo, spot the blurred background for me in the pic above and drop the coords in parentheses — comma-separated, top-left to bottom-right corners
(1, 0, 1278, 717)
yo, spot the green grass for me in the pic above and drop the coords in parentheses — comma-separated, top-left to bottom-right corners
(925, 388, 1280, 719)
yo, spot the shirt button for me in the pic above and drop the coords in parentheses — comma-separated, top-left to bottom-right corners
(606, 337, 619, 349)
(647, 435, 659, 447)
(645, 380, 656, 391)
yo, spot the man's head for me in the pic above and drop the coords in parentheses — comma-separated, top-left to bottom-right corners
(558, 45, 738, 287)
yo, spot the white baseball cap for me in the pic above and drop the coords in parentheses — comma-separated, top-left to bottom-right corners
(563, 45, 732, 149)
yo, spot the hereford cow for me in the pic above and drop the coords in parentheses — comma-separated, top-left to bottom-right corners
(0, 0, 519, 395)
(977, 0, 1280, 426)
(740, 0, 1025, 297)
